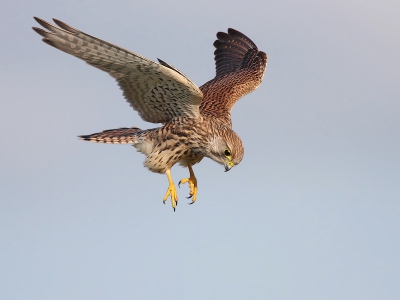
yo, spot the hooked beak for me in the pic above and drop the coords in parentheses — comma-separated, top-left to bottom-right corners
(224, 161, 235, 172)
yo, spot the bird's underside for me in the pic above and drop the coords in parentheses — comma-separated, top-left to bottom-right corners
(32, 17, 267, 211)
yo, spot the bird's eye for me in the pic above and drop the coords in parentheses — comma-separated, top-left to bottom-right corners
(224, 149, 231, 157)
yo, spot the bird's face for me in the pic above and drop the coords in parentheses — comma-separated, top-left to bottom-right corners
(206, 130, 244, 172)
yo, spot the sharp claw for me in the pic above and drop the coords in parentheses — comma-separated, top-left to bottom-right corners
(163, 200, 166, 204)
(178, 180, 182, 188)
(186, 195, 193, 199)
(188, 201, 195, 205)
(173, 207, 176, 212)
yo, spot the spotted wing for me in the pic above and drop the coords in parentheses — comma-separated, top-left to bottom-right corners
(32, 17, 203, 124)
(199, 28, 267, 126)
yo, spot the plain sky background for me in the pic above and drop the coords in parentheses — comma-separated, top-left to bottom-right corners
(1, 0, 399, 299)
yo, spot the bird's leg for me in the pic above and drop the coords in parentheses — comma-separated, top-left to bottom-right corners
(178, 165, 198, 205)
(163, 169, 178, 211)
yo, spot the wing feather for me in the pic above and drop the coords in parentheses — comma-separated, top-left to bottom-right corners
(200, 28, 267, 126)
(32, 17, 203, 124)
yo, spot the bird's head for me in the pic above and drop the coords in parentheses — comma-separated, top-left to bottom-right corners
(206, 128, 244, 172)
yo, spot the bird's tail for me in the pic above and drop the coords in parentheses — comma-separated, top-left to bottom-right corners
(79, 127, 142, 144)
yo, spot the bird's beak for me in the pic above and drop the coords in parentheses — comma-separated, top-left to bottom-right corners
(224, 161, 235, 172)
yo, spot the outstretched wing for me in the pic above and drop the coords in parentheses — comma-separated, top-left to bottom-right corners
(199, 28, 267, 126)
(32, 17, 203, 124)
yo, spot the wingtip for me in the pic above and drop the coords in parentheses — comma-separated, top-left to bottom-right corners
(78, 135, 97, 142)
(216, 31, 230, 41)
(52, 18, 62, 25)
(42, 38, 56, 47)
(33, 16, 50, 27)
(32, 26, 51, 37)
(228, 28, 258, 49)
(227, 28, 242, 38)
(258, 51, 267, 61)
(52, 18, 78, 33)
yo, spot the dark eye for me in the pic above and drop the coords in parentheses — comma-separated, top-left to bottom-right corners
(224, 149, 231, 157)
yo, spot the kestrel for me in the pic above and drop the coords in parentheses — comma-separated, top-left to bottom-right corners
(32, 17, 267, 211)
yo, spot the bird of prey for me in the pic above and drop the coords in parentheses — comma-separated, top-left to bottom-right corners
(32, 17, 267, 211)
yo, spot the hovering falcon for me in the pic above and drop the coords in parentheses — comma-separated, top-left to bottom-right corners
(32, 17, 267, 211)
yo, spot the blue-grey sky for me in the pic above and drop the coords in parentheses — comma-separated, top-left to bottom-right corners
(1, 0, 399, 299)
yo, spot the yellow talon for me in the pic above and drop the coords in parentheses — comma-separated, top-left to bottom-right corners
(163, 169, 178, 211)
(179, 165, 198, 204)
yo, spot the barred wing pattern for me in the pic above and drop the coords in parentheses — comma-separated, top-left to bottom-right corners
(32, 17, 203, 124)
(200, 28, 267, 126)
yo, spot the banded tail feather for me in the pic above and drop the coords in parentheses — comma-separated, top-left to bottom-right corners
(79, 127, 142, 144)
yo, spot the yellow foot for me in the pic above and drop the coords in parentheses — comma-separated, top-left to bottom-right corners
(178, 166, 198, 204)
(163, 183, 178, 211)
(163, 169, 178, 211)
